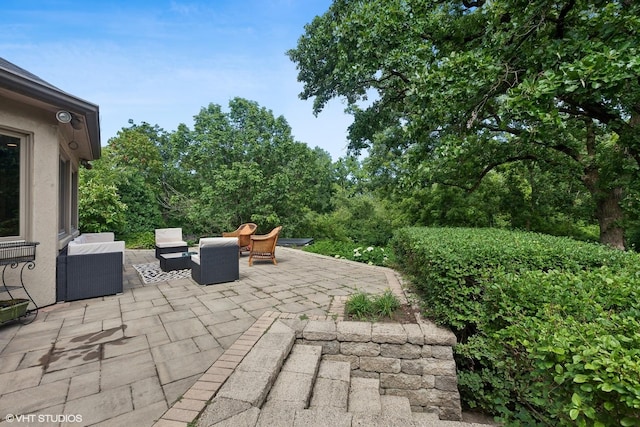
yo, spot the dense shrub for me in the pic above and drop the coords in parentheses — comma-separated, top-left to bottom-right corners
(391, 227, 640, 425)
(303, 191, 397, 247)
(122, 231, 155, 249)
(79, 180, 127, 233)
(392, 227, 634, 334)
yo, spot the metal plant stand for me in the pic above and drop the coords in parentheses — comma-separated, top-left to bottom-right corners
(0, 241, 39, 325)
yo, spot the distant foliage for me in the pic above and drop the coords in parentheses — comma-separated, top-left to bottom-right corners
(304, 185, 398, 247)
(392, 227, 640, 425)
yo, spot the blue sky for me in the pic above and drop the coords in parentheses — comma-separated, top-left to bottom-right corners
(1, 0, 353, 160)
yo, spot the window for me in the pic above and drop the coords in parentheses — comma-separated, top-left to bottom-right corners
(58, 157, 79, 238)
(71, 170, 78, 231)
(0, 131, 28, 240)
(59, 158, 68, 234)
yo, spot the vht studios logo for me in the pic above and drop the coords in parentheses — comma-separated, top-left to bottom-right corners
(5, 414, 83, 423)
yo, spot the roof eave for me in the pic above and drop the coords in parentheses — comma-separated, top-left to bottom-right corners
(0, 70, 101, 160)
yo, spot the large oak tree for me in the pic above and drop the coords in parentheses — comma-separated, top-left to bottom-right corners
(288, 0, 640, 248)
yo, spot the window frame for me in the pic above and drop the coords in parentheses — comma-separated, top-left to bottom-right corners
(0, 128, 32, 242)
(58, 154, 79, 240)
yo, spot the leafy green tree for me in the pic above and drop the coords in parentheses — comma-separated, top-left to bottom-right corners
(106, 123, 165, 186)
(172, 97, 335, 236)
(288, 0, 640, 249)
(80, 126, 165, 235)
(79, 100, 336, 239)
(115, 172, 163, 234)
(78, 175, 127, 233)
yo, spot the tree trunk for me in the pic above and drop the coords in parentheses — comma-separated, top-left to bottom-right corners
(581, 120, 626, 250)
(583, 166, 625, 249)
(595, 187, 625, 250)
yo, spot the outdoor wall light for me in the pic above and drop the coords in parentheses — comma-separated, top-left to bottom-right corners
(80, 159, 93, 170)
(56, 110, 72, 123)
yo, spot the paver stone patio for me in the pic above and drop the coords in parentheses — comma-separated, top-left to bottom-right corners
(0, 247, 395, 426)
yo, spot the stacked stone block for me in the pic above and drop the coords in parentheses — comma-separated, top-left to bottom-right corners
(296, 319, 462, 421)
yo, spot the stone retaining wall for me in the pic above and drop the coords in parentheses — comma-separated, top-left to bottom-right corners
(288, 318, 463, 421)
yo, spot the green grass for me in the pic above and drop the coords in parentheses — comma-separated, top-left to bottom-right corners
(345, 289, 401, 321)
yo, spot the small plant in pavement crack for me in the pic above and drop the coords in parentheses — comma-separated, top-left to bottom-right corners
(345, 291, 373, 320)
(345, 289, 400, 320)
(374, 289, 401, 318)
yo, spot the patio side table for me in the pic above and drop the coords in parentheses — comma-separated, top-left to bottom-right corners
(159, 252, 192, 272)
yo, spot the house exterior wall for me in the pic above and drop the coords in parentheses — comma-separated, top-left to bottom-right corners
(0, 102, 76, 307)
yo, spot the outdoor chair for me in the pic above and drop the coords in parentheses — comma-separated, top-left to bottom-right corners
(248, 226, 282, 266)
(190, 237, 239, 285)
(155, 228, 188, 259)
(56, 232, 124, 301)
(222, 223, 257, 254)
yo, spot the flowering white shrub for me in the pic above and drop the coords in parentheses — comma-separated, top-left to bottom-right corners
(303, 240, 392, 267)
(352, 246, 388, 265)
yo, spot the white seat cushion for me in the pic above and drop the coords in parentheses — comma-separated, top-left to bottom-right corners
(156, 241, 188, 248)
(68, 240, 126, 264)
(200, 237, 238, 248)
(155, 228, 184, 245)
(74, 232, 115, 244)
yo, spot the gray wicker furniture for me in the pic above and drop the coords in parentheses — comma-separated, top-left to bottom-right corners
(160, 252, 192, 272)
(56, 233, 124, 302)
(155, 228, 188, 259)
(190, 237, 239, 285)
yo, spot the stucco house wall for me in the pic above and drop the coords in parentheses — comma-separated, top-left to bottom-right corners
(0, 58, 101, 308)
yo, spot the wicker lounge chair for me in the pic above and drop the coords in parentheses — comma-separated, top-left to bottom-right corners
(222, 223, 257, 254)
(248, 226, 282, 266)
(56, 233, 124, 301)
(155, 228, 188, 259)
(190, 237, 239, 285)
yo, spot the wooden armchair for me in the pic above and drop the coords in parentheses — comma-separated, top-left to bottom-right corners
(248, 226, 282, 266)
(223, 223, 257, 254)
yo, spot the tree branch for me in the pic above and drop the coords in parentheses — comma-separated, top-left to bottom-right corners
(480, 122, 582, 162)
(390, 69, 411, 85)
(462, 0, 485, 8)
(468, 155, 538, 192)
(561, 96, 620, 124)
(553, 0, 577, 39)
(480, 123, 523, 135)
(549, 143, 581, 162)
(437, 155, 538, 193)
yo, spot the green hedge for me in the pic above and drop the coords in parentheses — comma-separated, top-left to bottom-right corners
(391, 227, 634, 333)
(391, 227, 640, 425)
